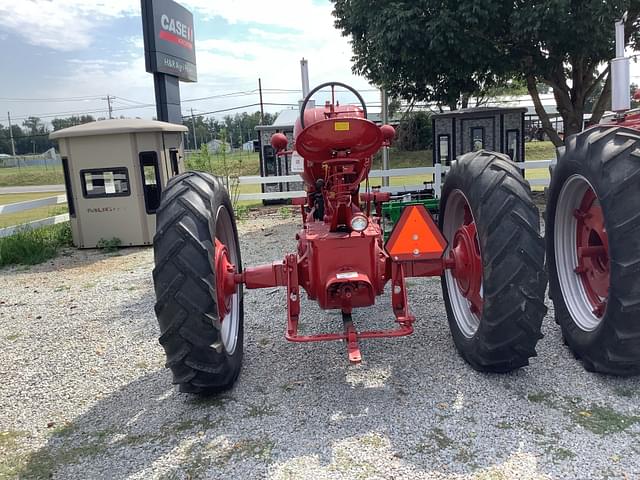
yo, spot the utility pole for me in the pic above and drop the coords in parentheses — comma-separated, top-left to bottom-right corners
(7, 112, 16, 158)
(258, 78, 265, 124)
(102, 95, 114, 119)
(190, 108, 199, 150)
(381, 89, 390, 187)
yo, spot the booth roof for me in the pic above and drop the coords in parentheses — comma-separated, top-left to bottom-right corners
(50, 118, 188, 139)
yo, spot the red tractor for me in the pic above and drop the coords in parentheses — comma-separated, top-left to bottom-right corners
(152, 82, 551, 394)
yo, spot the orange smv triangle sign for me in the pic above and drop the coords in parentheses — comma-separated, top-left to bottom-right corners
(385, 204, 448, 261)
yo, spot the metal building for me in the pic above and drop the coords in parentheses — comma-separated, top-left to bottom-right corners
(50, 119, 188, 248)
(432, 107, 527, 165)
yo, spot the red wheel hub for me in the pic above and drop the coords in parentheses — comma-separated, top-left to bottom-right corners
(574, 188, 609, 317)
(446, 205, 483, 315)
(214, 238, 237, 321)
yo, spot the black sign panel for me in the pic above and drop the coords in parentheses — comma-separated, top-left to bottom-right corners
(142, 0, 197, 82)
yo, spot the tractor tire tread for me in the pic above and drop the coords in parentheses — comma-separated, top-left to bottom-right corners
(547, 126, 640, 375)
(153, 171, 243, 394)
(441, 150, 547, 373)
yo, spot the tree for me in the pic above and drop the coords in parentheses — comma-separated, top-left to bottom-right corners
(333, 0, 640, 146)
(51, 115, 95, 131)
(333, 0, 513, 111)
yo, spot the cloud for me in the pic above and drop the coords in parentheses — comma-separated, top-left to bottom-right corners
(0, 0, 137, 51)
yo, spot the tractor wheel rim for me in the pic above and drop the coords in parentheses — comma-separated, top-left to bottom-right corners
(554, 175, 609, 331)
(443, 189, 484, 338)
(215, 205, 240, 354)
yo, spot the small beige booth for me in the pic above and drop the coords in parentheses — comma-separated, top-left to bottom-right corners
(50, 119, 188, 248)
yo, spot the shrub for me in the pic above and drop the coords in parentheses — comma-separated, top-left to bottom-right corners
(0, 222, 73, 267)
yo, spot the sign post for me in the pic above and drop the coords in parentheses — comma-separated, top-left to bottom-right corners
(141, 0, 197, 124)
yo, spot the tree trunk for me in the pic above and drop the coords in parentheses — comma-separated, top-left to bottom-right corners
(526, 75, 563, 147)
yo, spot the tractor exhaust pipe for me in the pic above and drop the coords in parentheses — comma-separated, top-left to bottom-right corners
(612, 15, 630, 112)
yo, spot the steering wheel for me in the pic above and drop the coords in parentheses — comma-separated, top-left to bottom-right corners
(299, 81, 368, 129)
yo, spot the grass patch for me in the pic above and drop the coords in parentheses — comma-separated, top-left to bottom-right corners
(526, 391, 640, 435)
(0, 193, 68, 228)
(0, 166, 64, 187)
(0, 222, 72, 267)
(525, 141, 556, 160)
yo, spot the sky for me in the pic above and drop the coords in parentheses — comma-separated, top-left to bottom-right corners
(0, 0, 380, 126)
(1, 1, 639, 128)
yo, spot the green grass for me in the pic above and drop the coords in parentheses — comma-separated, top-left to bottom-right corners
(525, 141, 557, 160)
(0, 192, 68, 228)
(524, 141, 556, 191)
(0, 222, 72, 267)
(0, 166, 64, 187)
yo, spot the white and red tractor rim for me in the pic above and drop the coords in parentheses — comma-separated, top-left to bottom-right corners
(443, 189, 484, 338)
(554, 174, 610, 331)
(213, 205, 241, 354)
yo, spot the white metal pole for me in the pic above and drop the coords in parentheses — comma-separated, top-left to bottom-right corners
(612, 16, 630, 112)
(300, 58, 310, 98)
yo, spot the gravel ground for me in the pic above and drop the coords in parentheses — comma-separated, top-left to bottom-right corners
(0, 209, 639, 480)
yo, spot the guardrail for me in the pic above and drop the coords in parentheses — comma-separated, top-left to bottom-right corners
(0, 159, 555, 238)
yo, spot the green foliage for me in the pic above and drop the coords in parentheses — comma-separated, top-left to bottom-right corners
(0, 115, 95, 156)
(395, 112, 433, 151)
(96, 237, 122, 253)
(333, 1, 640, 140)
(51, 115, 95, 131)
(183, 111, 276, 150)
(0, 222, 72, 267)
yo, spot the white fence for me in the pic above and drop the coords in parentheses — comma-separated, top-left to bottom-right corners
(234, 159, 556, 201)
(0, 195, 69, 238)
(0, 159, 555, 238)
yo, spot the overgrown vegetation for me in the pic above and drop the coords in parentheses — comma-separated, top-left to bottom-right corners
(0, 222, 72, 267)
(96, 237, 122, 253)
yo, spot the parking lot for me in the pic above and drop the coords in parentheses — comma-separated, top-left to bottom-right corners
(1, 213, 639, 479)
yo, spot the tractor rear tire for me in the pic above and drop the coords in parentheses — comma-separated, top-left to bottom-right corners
(546, 126, 640, 375)
(152, 171, 244, 394)
(440, 151, 547, 372)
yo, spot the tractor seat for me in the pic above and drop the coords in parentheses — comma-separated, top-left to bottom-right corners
(295, 117, 384, 162)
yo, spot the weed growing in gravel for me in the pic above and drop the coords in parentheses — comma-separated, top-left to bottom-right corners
(0, 222, 72, 267)
(235, 204, 250, 221)
(278, 206, 293, 219)
(614, 387, 637, 398)
(428, 428, 454, 450)
(4, 333, 20, 341)
(96, 237, 122, 253)
(526, 391, 640, 435)
(246, 404, 277, 417)
(217, 438, 275, 465)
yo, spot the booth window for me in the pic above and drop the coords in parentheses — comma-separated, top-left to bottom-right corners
(438, 135, 451, 165)
(81, 168, 130, 198)
(139, 151, 162, 214)
(471, 127, 485, 151)
(507, 129, 520, 162)
(169, 148, 180, 177)
(61, 157, 76, 217)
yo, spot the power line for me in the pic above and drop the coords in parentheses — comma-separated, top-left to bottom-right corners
(0, 95, 104, 102)
(184, 102, 298, 117)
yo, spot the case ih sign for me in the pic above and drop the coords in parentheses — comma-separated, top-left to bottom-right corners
(142, 0, 197, 82)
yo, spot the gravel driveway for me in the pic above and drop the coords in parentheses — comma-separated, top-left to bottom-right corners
(1, 211, 639, 479)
